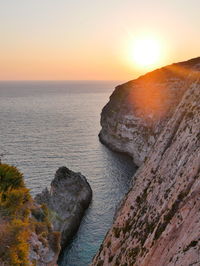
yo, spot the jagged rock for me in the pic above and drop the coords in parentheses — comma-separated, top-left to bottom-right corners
(29, 231, 59, 266)
(99, 57, 200, 166)
(92, 61, 200, 265)
(35, 166, 92, 247)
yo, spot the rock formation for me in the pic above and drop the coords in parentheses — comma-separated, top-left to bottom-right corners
(93, 59, 200, 265)
(35, 166, 92, 248)
(99, 57, 200, 166)
(0, 163, 92, 265)
(0, 163, 60, 266)
(29, 205, 61, 266)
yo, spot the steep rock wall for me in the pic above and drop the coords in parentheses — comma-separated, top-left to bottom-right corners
(93, 73, 200, 265)
(99, 57, 200, 166)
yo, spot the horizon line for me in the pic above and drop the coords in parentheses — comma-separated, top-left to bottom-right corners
(0, 79, 125, 82)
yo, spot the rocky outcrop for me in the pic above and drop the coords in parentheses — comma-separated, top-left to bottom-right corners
(0, 163, 92, 265)
(29, 211, 60, 266)
(35, 166, 92, 248)
(92, 66, 200, 265)
(99, 57, 200, 166)
(0, 163, 60, 266)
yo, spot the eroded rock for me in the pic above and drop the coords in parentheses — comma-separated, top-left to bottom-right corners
(35, 166, 92, 248)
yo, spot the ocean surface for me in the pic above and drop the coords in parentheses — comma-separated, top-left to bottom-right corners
(0, 81, 137, 266)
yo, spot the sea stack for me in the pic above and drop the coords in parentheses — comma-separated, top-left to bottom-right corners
(35, 166, 92, 248)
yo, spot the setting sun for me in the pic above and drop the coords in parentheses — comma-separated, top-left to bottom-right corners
(132, 37, 161, 68)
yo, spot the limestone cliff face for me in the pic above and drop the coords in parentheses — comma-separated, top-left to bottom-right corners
(35, 166, 92, 248)
(93, 64, 200, 265)
(99, 57, 200, 166)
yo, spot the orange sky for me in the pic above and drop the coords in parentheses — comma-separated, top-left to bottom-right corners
(0, 0, 199, 81)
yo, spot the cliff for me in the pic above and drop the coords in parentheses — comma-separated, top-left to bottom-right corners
(93, 59, 200, 265)
(99, 57, 200, 166)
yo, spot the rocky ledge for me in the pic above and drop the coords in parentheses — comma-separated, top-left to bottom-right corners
(99, 57, 200, 166)
(0, 163, 60, 266)
(35, 166, 92, 248)
(93, 60, 200, 265)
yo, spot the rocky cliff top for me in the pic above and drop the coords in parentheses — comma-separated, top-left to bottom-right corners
(93, 60, 200, 265)
(99, 57, 200, 166)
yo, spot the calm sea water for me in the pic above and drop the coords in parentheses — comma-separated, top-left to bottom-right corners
(0, 81, 136, 266)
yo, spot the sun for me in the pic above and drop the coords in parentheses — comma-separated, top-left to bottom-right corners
(132, 37, 161, 69)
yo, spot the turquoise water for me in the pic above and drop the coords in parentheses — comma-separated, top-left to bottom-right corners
(0, 81, 136, 265)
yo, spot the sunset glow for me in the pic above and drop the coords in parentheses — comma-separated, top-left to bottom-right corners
(132, 38, 161, 68)
(0, 0, 199, 80)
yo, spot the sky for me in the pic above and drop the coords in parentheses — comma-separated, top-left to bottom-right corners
(0, 0, 199, 81)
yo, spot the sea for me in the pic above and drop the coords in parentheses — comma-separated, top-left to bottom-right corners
(0, 81, 137, 266)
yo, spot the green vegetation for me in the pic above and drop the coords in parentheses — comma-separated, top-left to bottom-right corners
(0, 163, 60, 265)
(0, 164, 31, 265)
(113, 227, 121, 238)
(183, 240, 198, 253)
(0, 164, 25, 192)
(136, 186, 148, 206)
(107, 240, 111, 248)
(154, 189, 189, 241)
(96, 259, 104, 266)
(127, 246, 140, 264)
(108, 255, 114, 262)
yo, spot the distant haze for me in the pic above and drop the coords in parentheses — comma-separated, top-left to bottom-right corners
(0, 0, 199, 81)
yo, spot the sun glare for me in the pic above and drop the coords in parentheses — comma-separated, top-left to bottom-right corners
(132, 37, 161, 69)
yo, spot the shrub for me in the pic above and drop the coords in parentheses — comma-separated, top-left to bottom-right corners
(0, 164, 25, 192)
(0, 164, 60, 265)
(0, 219, 30, 266)
(113, 227, 121, 238)
(2, 188, 31, 217)
(34, 221, 48, 235)
(0, 164, 31, 265)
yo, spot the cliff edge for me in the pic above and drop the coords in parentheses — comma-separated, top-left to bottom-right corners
(93, 60, 200, 265)
(99, 57, 200, 166)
